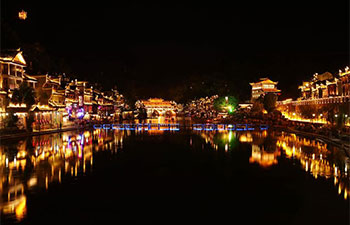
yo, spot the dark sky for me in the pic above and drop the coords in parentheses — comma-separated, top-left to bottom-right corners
(1, 1, 349, 100)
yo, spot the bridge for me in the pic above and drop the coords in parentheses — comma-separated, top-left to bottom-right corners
(93, 123, 268, 131)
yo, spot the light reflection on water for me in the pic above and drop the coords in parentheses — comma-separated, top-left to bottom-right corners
(193, 130, 350, 200)
(0, 129, 125, 222)
(0, 127, 349, 222)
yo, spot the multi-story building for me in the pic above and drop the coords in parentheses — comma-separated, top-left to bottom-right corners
(0, 49, 38, 128)
(65, 80, 85, 119)
(30, 74, 65, 131)
(0, 49, 27, 91)
(83, 86, 93, 115)
(250, 78, 281, 102)
(339, 67, 350, 97)
(136, 98, 177, 117)
(277, 66, 350, 125)
(98, 91, 115, 119)
(297, 67, 350, 104)
(0, 48, 127, 129)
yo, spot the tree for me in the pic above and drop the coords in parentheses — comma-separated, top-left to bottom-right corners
(213, 96, 238, 114)
(263, 93, 277, 113)
(26, 113, 35, 132)
(251, 101, 264, 114)
(11, 83, 35, 108)
(298, 104, 318, 118)
(5, 113, 18, 128)
(37, 89, 50, 105)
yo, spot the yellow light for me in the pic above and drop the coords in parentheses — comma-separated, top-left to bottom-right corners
(18, 10, 27, 20)
(15, 196, 27, 221)
(8, 103, 27, 108)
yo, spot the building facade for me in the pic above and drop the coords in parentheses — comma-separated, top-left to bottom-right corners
(136, 98, 177, 117)
(277, 66, 350, 125)
(250, 78, 281, 102)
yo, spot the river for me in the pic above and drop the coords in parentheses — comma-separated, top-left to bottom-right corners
(0, 121, 349, 224)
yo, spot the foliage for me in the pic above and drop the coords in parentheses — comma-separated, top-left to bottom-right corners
(251, 101, 264, 114)
(5, 113, 19, 128)
(26, 113, 35, 132)
(137, 108, 147, 120)
(37, 89, 50, 105)
(298, 104, 318, 118)
(11, 83, 35, 108)
(213, 96, 238, 113)
(263, 93, 277, 113)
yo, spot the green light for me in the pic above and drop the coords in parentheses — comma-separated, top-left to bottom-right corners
(228, 105, 234, 113)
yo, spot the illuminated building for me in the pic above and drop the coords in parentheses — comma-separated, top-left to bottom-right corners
(250, 78, 281, 102)
(0, 49, 38, 128)
(65, 80, 89, 119)
(283, 67, 350, 104)
(99, 91, 116, 119)
(0, 49, 27, 91)
(299, 71, 338, 100)
(278, 66, 350, 125)
(31, 75, 65, 108)
(83, 86, 93, 116)
(29, 75, 65, 131)
(136, 98, 177, 117)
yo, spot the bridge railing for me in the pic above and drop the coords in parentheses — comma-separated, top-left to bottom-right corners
(192, 124, 268, 131)
(93, 123, 180, 131)
(93, 123, 268, 131)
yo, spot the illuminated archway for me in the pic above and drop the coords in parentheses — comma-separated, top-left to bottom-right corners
(152, 110, 160, 117)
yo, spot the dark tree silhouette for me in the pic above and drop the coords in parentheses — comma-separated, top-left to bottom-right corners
(11, 83, 35, 108)
(263, 93, 277, 113)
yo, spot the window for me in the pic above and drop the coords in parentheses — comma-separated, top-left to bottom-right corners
(3, 78, 8, 88)
(263, 84, 274, 89)
(10, 65, 16, 76)
(2, 64, 8, 75)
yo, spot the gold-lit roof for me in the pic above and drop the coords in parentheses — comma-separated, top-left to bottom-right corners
(250, 78, 278, 86)
(0, 49, 27, 66)
(141, 98, 174, 107)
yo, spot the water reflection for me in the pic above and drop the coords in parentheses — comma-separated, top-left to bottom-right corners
(276, 132, 350, 200)
(0, 127, 349, 222)
(193, 130, 350, 200)
(0, 129, 125, 221)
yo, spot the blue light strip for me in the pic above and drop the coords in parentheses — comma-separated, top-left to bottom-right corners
(95, 123, 180, 131)
(93, 123, 268, 131)
(192, 124, 268, 131)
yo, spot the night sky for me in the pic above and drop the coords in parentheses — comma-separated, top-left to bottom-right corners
(1, 1, 349, 101)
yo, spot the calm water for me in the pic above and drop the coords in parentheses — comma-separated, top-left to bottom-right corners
(0, 127, 349, 224)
